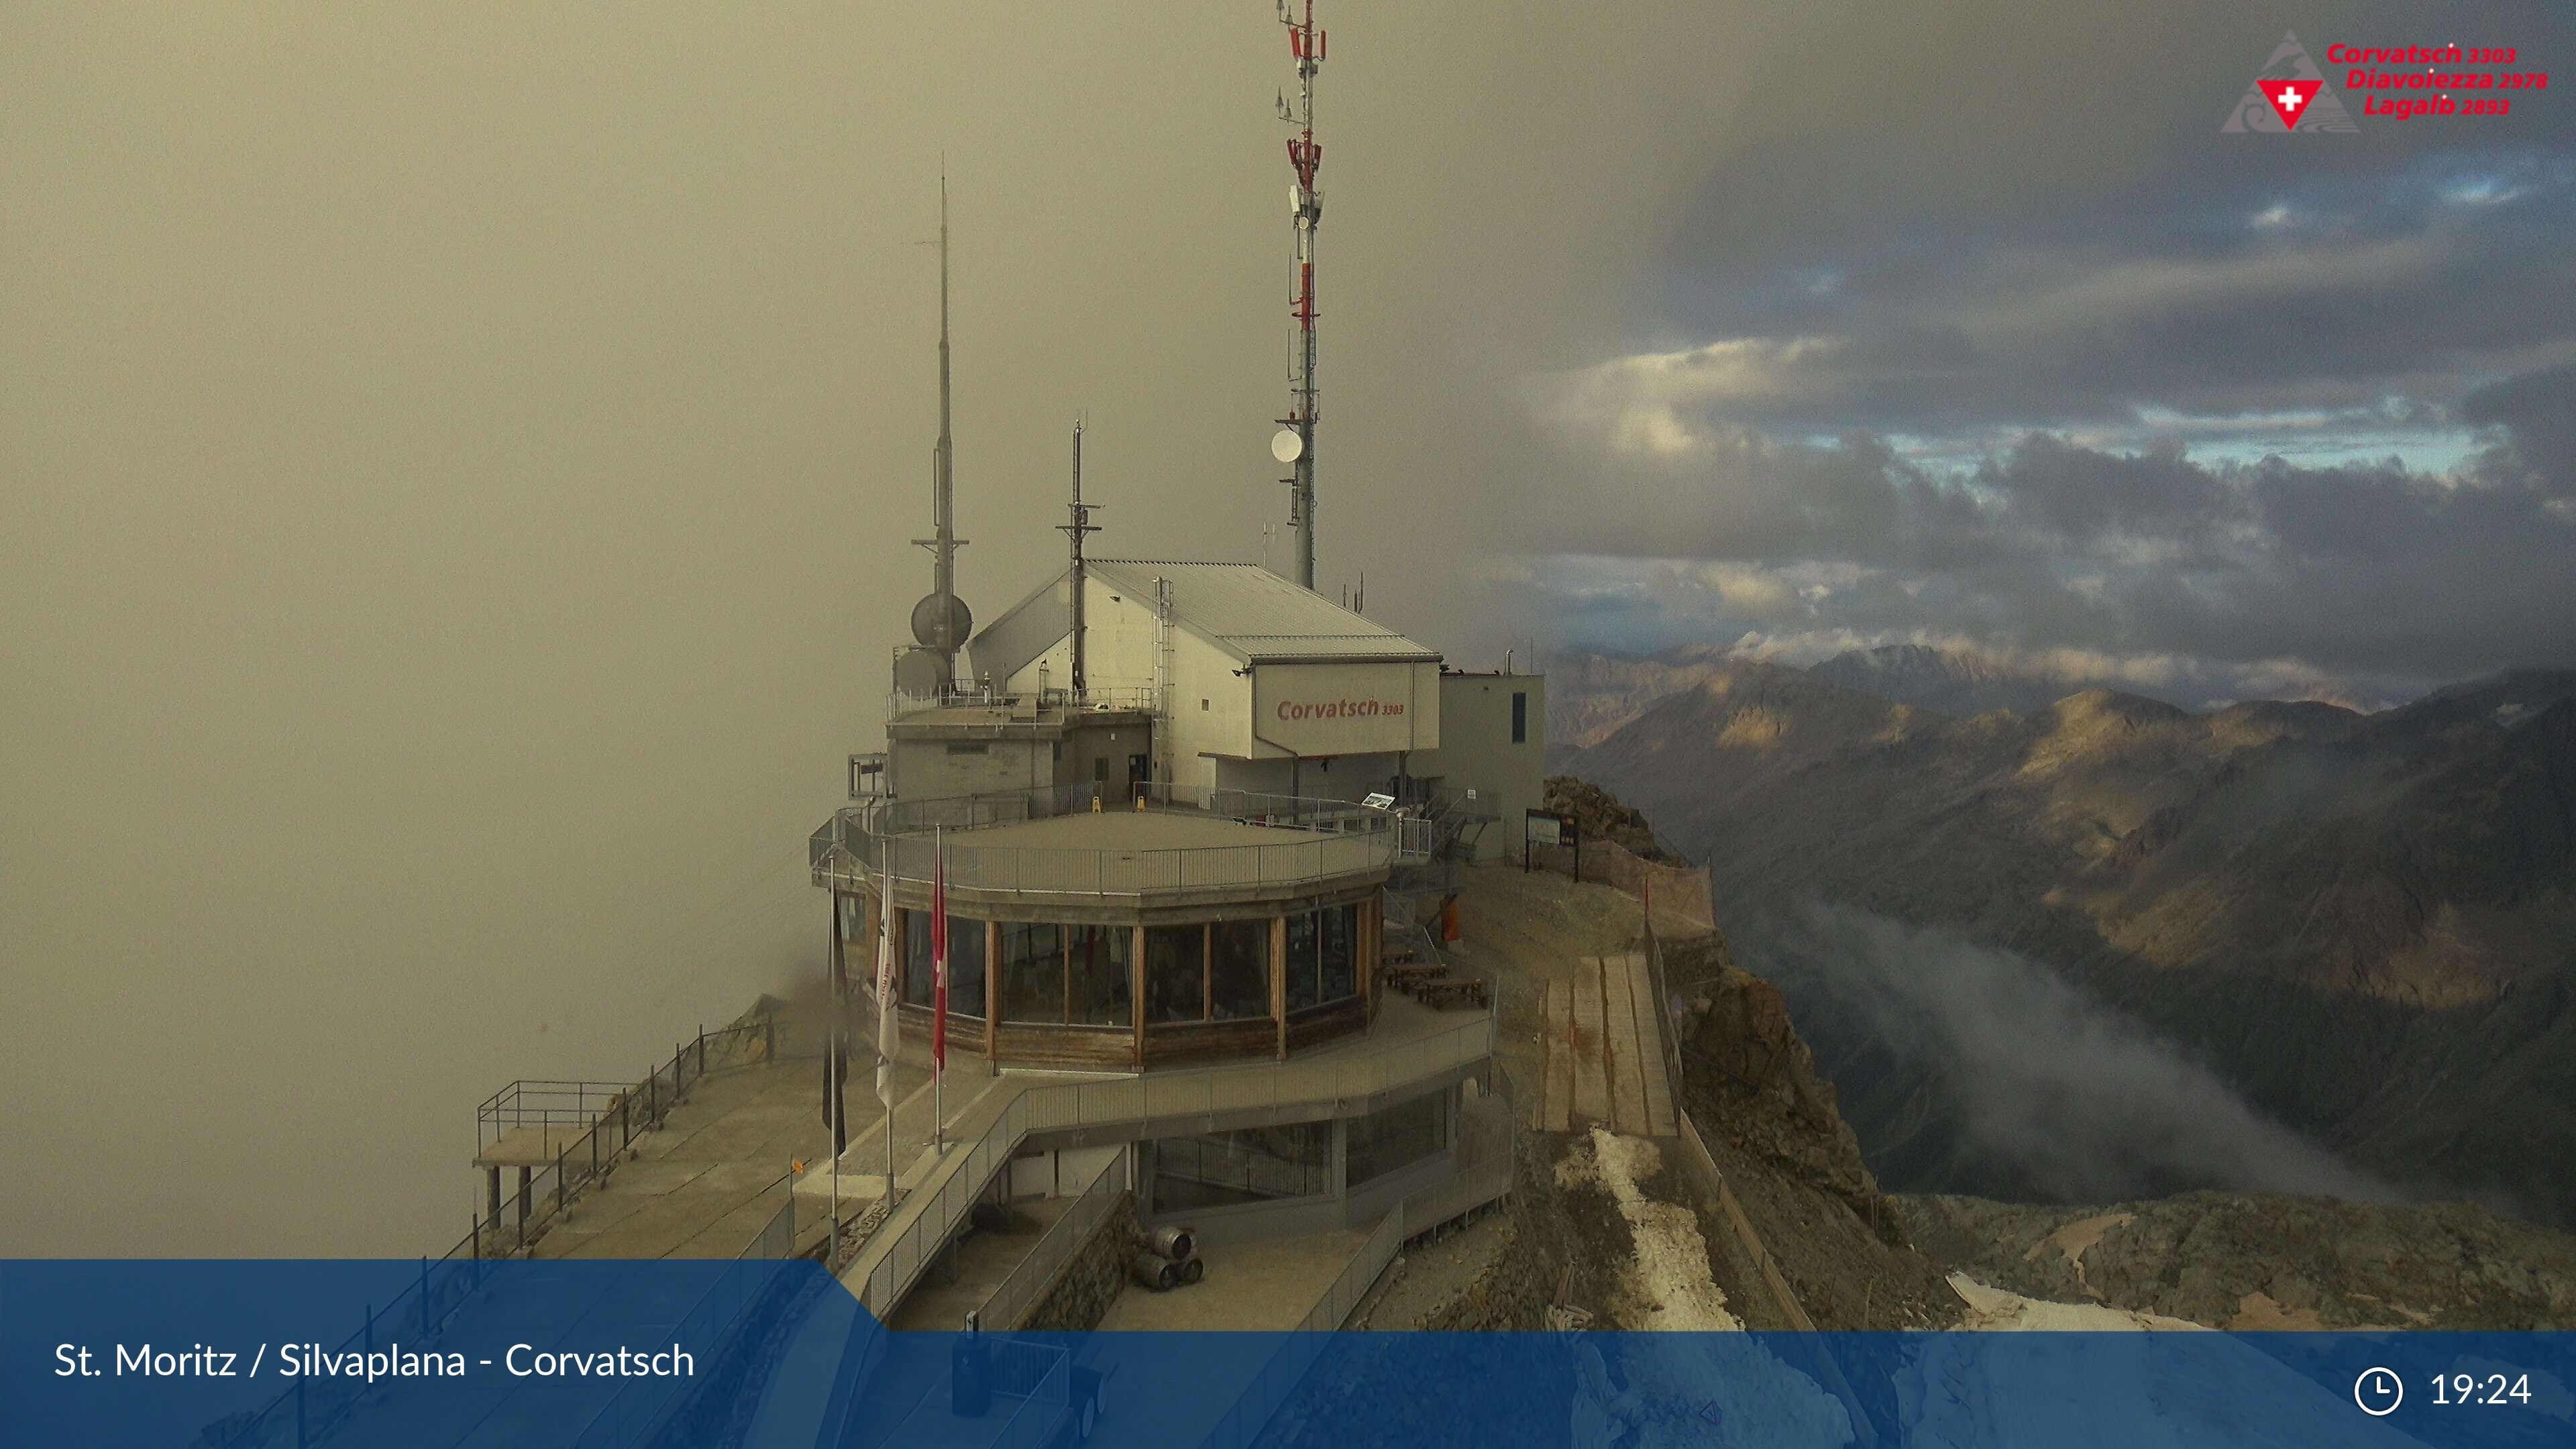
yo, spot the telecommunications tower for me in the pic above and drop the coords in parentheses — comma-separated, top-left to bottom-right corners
(1271, 0, 1327, 590)
(904, 170, 971, 698)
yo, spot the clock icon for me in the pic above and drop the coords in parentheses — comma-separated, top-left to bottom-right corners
(2355, 1366, 2404, 1417)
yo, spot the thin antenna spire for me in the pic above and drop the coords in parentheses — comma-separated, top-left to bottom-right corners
(1275, 0, 1327, 592)
(934, 164, 955, 639)
(907, 165, 971, 691)
(1058, 416, 1102, 698)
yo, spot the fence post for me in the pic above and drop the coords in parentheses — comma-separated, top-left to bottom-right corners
(556, 1146, 568, 1218)
(698, 1025, 707, 1078)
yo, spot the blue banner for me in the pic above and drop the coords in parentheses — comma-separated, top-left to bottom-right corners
(4, 1261, 2571, 1448)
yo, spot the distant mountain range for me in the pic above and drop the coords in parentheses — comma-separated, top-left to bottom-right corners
(1807, 643, 2184, 717)
(1556, 651, 2576, 1224)
(1550, 642, 2185, 757)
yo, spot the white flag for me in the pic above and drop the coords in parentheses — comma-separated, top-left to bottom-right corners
(874, 863, 900, 1109)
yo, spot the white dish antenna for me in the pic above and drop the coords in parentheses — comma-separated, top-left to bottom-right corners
(1271, 428, 1304, 464)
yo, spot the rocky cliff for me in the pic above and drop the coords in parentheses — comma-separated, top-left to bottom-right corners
(1563, 664, 2576, 1224)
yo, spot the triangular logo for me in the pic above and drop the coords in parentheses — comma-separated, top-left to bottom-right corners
(2263, 79, 2321, 129)
(2222, 32, 2359, 133)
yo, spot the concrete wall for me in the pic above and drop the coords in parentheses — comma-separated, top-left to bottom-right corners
(1019, 1191, 1140, 1333)
(1212, 749, 1408, 802)
(1006, 574, 1248, 791)
(1409, 672, 1546, 861)
(889, 732, 1053, 800)
(1057, 716, 1152, 797)
(1008, 1143, 1128, 1201)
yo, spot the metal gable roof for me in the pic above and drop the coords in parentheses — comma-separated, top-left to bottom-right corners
(963, 572, 1073, 688)
(1085, 559, 1440, 664)
(966, 559, 1440, 680)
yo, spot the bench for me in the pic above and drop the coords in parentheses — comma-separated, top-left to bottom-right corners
(1413, 977, 1489, 1010)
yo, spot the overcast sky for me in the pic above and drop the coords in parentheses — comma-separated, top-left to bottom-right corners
(1507, 2, 2576, 708)
(3, 3, 2571, 1253)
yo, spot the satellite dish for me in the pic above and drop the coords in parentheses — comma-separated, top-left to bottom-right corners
(1271, 429, 1304, 464)
(909, 592, 975, 651)
(892, 647, 948, 698)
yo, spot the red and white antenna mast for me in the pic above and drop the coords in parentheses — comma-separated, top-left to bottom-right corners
(1271, 0, 1326, 591)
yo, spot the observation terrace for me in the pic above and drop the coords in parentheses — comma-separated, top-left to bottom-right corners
(809, 783, 1430, 910)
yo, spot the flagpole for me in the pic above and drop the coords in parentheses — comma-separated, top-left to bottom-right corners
(932, 825, 947, 1155)
(879, 853, 898, 1203)
(827, 896, 841, 1264)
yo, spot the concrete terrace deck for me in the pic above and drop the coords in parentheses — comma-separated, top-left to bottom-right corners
(529, 1054, 930, 1260)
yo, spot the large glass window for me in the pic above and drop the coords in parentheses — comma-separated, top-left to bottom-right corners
(1321, 902, 1358, 1004)
(1210, 919, 1269, 1022)
(1000, 922, 1065, 1024)
(1285, 912, 1320, 1012)
(1144, 925, 1205, 1024)
(902, 908, 985, 1018)
(1346, 1091, 1450, 1187)
(902, 909, 933, 1008)
(1068, 924, 1131, 1026)
(1151, 1123, 1330, 1210)
(948, 917, 986, 1019)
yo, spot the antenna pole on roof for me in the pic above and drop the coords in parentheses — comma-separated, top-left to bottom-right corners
(1058, 417, 1102, 699)
(908, 165, 972, 694)
(933, 168, 957, 678)
(1275, 0, 1328, 592)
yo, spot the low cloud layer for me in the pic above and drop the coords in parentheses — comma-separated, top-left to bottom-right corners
(1739, 905, 2398, 1205)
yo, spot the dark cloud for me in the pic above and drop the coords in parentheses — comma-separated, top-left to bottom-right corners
(1490, 1, 2576, 697)
(1519, 356, 2576, 689)
(2464, 360, 2576, 496)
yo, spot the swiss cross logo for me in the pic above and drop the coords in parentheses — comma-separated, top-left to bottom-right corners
(2222, 32, 2359, 133)
(2263, 80, 2322, 128)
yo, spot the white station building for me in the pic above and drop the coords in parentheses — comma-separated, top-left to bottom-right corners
(971, 559, 1442, 798)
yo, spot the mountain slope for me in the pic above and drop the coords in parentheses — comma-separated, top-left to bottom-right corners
(1564, 665, 2576, 1223)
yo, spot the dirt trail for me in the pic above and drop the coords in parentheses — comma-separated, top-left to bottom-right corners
(1559, 1128, 1741, 1331)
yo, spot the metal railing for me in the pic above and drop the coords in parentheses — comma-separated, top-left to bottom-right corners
(888, 684, 1159, 719)
(877, 1336, 1072, 1449)
(217, 1012, 798, 1449)
(476, 1080, 632, 1159)
(851, 1012, 1497, 1318)
(810, 783, 1429, 899)
(991, 1348, 1073, 1449)
(974, 1150, 1134, 1332)
(478, 1016, 784, 1255)
(213, 1234, 492, 1449)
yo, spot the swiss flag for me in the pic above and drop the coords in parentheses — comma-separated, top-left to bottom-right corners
(2264, 80, 2322, 131)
